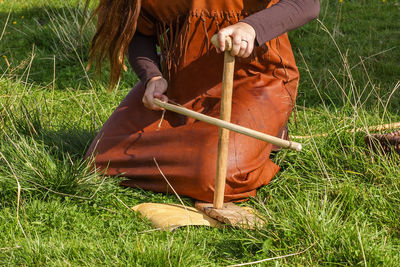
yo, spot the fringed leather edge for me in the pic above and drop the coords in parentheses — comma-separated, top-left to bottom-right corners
(155, 10, 264, 81)
(154, 6, 296, 111)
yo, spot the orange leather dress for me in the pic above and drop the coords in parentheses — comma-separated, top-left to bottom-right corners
(86, 0, 299, 202)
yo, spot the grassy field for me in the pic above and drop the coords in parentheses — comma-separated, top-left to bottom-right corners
(1, 0, 400, 265)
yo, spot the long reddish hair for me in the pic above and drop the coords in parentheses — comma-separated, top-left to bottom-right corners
(86, 0, 142, 90)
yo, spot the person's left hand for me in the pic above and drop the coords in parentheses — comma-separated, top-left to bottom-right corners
(216, 22, 256, 58)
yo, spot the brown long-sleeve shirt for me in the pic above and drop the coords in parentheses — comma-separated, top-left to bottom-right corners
(129, 0, 320, 85)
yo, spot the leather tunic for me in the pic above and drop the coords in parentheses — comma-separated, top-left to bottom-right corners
(86, 0, 300, 202)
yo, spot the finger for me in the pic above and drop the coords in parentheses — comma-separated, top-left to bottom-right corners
(231, 33, 242, 56)
(142, 96, 151, 110)
(147, 98, 162, 110)
(143, 93, 154, 110)
(142, 84, 154, 106)
(160, 95, 168, 102)
(143, 88, 161, 111)
(237, 40, 248, 58)
(152, 93, 168, 110)
(154, 93, 168, 102)
(150, 81, 167, 110)
(243, 39, 254, 58)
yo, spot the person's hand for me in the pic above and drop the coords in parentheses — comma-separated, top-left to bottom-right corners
(142, 76, 168, 111)
(216, 22, 256, 58)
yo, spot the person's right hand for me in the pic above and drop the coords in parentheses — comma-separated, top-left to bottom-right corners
(142, 76, 168, 111)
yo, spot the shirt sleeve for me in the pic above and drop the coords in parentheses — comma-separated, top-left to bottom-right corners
(242, 0, 320, 45)
(128, 9, 162, 86)
(128, 32, 163, 86)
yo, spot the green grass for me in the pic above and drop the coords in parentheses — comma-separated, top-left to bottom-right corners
(1, 0, 400, 265)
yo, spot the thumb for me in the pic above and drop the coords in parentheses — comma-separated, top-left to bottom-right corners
(154, 92, 168, 102)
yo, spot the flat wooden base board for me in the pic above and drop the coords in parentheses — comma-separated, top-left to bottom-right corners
(195, 202, 266, 229)
(132, 203, 221, 230)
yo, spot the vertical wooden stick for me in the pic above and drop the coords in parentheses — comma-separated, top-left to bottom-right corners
(213, 44, 235, 209)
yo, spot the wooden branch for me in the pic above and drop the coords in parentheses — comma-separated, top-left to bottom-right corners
(153, 99, 302, 152)
(291, 122, 400, 140)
